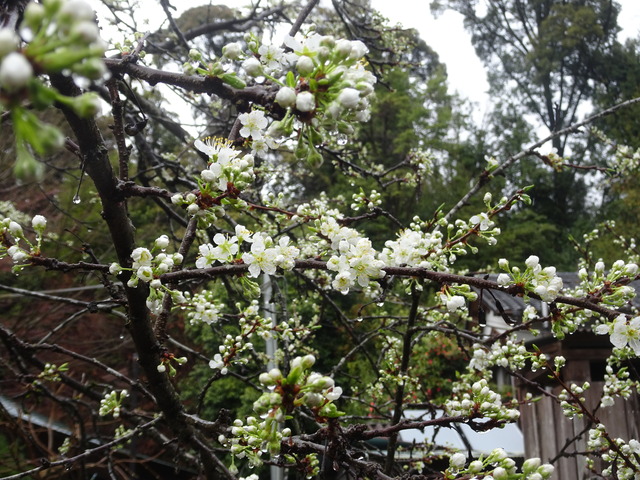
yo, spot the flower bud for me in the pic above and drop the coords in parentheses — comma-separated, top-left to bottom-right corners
(295, 91, 315, 112)
(334, 39, 352, 58)
(275, 86, 296, 108)
(8, 221, 23, 237)
(0, 28, 18, 58)
(525, 255, 539, 269)
(71, 21, 100, 43)
(72, 58, 107, 79)
(522, 457, 541, 474)
(58, 0, 95, 23)
(296, 55, 315, 75)
(22, 3, 45, 31)
(449, 452, 466, 468)
(242, 57, 262, 77)
(469, 460, 483, 473)
(72, 92, 101, 117)
(222, 42, 243, 60)
(301, 354, 315, 369)
(31, 215, 47, 231)
(0, 53, 33, 91)
(337, 87, 360, 109)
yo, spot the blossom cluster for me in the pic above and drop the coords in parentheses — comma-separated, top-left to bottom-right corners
(438, 284, 478, 313)
(194, 137, 256, 192)
(99, 389, 129, 419)
(497, 255, 563, 303)
(183, 289, 225, 326)
(468, 340, 535, 372)
(446, 450, 554, 480)
(1, 214, 47, 270)
(36, 362, 68, 383)
(446, 377, 520, 421)
(318, 216, 385, 293)
(350, 188, 381, 212)
(380, 222, 445, 269)
(187, 29, 376, 165)
(207, 301, 271, 376)
(592, 128, 640, 176)
(557, 381, 590, 418)
(588, 425, 640, 479)
(601, 363, 634, 407)
(109, 236, 183, 289)
(223, 355, 343, 469)
(578, 259, 638, 307)
(156, 353, 187, 377)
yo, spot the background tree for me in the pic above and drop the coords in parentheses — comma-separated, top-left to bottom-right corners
(432, 0, 626, 269)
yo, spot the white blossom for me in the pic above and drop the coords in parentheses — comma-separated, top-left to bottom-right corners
(610, 315, 640, 354)
(238, 110, 268, 140)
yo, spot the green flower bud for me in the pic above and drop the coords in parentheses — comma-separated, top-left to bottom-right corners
(294, 139, 309, 160)
(13, 143, 43, 179)
(43, 0, 64, 15)
(72, 58, 107, 80)
(0, 28, 19, 58)
(306, 148, 324, 169)
(301, 354, 316, 369)
(71, 92, 101, 117)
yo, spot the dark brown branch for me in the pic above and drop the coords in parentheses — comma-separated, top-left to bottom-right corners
(159, 260, 626, 320)
(104, 59, 279, 106)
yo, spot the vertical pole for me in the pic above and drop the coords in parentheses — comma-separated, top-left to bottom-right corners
(262, 274, 284, 480)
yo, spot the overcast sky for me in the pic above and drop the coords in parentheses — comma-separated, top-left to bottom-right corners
(370, 0, 640, 122)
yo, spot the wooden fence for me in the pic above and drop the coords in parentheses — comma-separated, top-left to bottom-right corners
(516, 332, 640, 479)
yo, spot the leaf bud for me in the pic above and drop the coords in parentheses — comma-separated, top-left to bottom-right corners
(71, 92, 101, 117)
